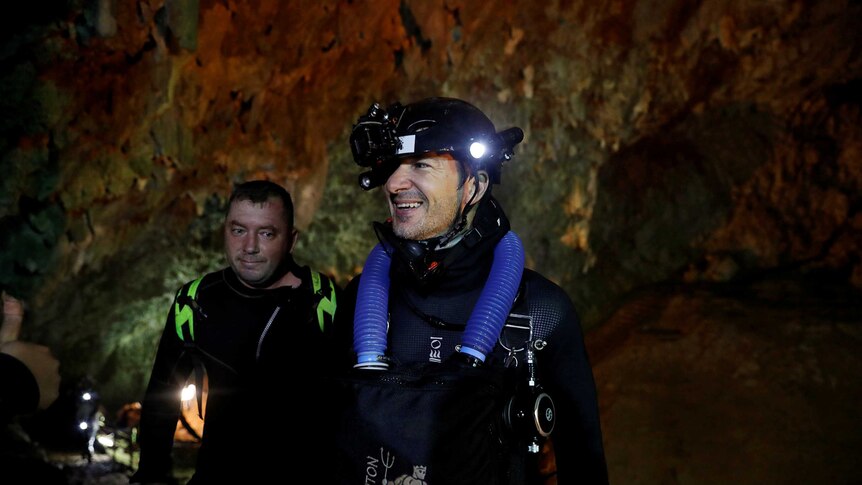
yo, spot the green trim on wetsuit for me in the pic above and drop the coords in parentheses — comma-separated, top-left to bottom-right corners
(174, 276, 204, 341)
(311, 271, 337, 332)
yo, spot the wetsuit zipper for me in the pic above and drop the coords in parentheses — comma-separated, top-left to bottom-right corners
(256, 306, 281, 360)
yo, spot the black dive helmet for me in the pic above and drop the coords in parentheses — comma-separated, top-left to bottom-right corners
(350, 97, 524, 189)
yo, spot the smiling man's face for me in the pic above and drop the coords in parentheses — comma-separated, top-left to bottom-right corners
(384, 152, 477, 241)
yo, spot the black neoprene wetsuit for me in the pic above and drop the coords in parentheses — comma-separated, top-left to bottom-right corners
(132, 265, 340, 484)
(336, 197, 609, 484)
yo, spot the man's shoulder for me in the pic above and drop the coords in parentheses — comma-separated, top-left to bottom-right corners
(522, 269, 572, 301)
(341, 273, 361, 298)
(175, 268, 227, 296)
(519, 269, 580, 331)
(305, 266, 340, 288)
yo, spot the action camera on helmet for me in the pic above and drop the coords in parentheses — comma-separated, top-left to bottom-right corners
(349, 97, 524, 190)
(350, 103, 401, 167)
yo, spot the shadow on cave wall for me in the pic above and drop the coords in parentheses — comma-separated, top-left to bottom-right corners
(580, 103, 776, 325)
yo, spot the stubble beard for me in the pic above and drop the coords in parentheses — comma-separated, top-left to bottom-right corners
(391, 193, 463, 241)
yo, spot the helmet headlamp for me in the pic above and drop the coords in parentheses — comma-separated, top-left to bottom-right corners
(469, 141, 487, 159)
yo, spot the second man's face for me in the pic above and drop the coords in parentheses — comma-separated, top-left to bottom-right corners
(223, 197, 295, 288)
(384, 152, 472, 241)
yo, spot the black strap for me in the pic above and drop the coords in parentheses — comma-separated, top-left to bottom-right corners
(191, 347, 206, 420)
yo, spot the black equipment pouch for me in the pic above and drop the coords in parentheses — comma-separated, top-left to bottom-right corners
(332, 361, 511, 485)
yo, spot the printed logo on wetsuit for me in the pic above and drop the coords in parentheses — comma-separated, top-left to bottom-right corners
(429, 336, 442, 363)
(366, 447, 430, 485)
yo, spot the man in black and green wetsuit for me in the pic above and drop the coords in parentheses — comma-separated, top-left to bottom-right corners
(131, 180, 340, 484)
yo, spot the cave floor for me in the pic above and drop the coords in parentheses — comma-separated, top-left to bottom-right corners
(43, 273, 862, 485)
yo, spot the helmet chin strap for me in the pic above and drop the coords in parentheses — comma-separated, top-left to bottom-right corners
(435, 175, 482, 249)
(374, 192, 505, 289)
(376, 173, 487, 287)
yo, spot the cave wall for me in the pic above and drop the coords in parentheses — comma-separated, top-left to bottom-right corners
(0, 0, 860, 408)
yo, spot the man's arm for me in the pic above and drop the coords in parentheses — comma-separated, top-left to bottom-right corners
(130, 295, 189, 484)
(534, 280, 609, 484)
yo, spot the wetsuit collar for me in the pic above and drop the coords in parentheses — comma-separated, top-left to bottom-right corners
(222, 255, 311, 297)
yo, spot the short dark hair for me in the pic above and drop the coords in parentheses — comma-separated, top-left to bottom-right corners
(228, 180, 294, 228)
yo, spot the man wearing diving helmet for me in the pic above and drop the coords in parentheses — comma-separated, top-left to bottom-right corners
(334, 97, 608, 484)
